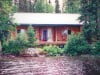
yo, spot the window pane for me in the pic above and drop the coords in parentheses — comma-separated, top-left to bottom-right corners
(68, 30, 71, 35)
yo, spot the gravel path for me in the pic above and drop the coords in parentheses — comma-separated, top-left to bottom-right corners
(0, 56, 100, 75)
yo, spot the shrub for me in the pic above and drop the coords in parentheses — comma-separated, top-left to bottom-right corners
(91, 41, 100, 55)
(2, 38, 28, 55)
(43, 45, 64, 56)
(27, 25, 36, 47)
(2, 32, 28, 56)
(64, 33, 91, 56)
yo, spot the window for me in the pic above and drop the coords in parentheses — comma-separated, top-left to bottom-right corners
(68, 30, 71, 35)
(62, 30, 68, 35)
(42, 29, 48, 41)
(20, 29, 25, 33)
(41, 28, 53, 42)
(17, 29, 25, 33)
(17, 29, 20, 33)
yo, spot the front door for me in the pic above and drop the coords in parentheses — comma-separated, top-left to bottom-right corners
(42, 30, 48, 41)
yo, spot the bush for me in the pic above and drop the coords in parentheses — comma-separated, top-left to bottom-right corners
(91, 41, 100, 55)
(43, 45, 64, 56)
(2, 32, 28, 56)
(2, 38, 28, 55)
(64, 34, 91, 56)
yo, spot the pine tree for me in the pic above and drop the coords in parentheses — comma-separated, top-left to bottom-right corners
(0, 0, 16, 46)
(27, 25, 36, 47)
(34, 0, 54, 13)
(63, 0, 80, 13)
(80, 0, 100, 43)
(55, 0, 61, 13)
(45, 1, 54, 13)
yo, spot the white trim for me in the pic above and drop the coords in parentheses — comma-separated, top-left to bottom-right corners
(13, 13, 82, 25)
(47, 28, 53, 42)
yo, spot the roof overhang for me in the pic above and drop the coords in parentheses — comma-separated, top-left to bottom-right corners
(12, 13, 83, 26)
(18, 24, 82, 26)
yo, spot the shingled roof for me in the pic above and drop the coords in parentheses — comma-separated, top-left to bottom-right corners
(13, 13, 82, 26)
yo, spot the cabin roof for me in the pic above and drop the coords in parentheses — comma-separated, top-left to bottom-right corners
(13, 13, 82, 26)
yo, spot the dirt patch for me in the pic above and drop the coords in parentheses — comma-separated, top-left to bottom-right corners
(0, 56, 100, 75)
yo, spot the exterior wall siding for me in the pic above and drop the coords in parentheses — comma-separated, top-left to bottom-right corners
(15, 25, 82, 45)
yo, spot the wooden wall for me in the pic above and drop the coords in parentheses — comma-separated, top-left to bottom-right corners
(15, 25, 82, 45)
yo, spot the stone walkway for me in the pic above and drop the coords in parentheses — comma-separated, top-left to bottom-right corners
(0, 56, 100, 75)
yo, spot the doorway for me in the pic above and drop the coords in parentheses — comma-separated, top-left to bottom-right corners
(42, 30, 48, 41)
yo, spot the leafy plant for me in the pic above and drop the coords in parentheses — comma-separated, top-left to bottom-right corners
(64, 33, 91, 56)
(43, 45, 64, 56)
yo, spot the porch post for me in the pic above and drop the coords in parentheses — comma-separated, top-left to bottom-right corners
(56, 28, 57, 42)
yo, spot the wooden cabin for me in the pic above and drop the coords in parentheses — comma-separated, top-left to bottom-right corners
(13, 13, 82, 45)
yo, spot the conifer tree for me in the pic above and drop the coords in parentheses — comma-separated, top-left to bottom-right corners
(80, 0, 100, 43)
(27, 25, 36, 47)
(55, 0, 61, 13)
(34, 0, 54, 13)
(63, 0, 80, 13)
(0, 0, 16, 46)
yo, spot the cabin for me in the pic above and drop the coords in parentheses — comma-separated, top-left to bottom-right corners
(12, 13, 82, 46)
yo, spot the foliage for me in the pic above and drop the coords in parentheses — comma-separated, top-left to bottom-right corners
(91, 41, 100, 55)
(14, 0, 54, 13)
(17, 30, 28, 41)
(2, 38, 28, 56)
(80, 0, 100, 43)
(27, 25, 36, 47)
(43, 45, 64, 56)
(64, 34, 91, 56)
(55, 0, 61, 13)
(45, 3, 54, 13)
(34, 0, 54, 13)
(0, 0, 16, 46)
(2, 25, 37, 55)
(15, 0, 36, 12)
(63, 0, 80, 13)
(2, 30, 29, 55)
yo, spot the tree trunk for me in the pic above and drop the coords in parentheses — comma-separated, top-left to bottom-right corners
(0, 41, 2, 56)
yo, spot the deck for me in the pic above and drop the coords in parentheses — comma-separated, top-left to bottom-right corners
(37, 41, 66, 45)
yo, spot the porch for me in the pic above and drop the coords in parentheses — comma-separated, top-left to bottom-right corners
(37, 41, 66, 45)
